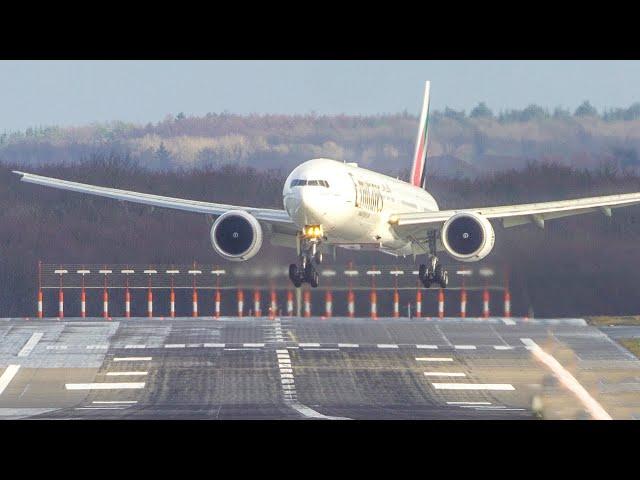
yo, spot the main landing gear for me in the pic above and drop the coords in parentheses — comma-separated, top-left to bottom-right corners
(419, 231, 448, 288)
(419, 255, 449, 289)
(289, 225, 323, 288)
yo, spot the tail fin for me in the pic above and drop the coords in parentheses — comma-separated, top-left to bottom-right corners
(409, 81, 431, 189)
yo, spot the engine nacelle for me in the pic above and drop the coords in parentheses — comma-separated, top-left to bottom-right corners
(210, 210, 263, 262)
(441, 212, 495, 262)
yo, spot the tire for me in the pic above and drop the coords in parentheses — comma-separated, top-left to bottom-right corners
(439, 270, 449, 289)
(309, 270, 319, 288)
(418, 264, 427, 281)
(289, 264, 302, 288)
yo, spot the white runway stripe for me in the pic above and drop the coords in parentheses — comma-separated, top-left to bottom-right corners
(113, 357, 152, 362)
(454, 345, 477, 350)
(521, 337, 612, 420)
(423, 372, 466, 377)
(92, 400, 138, 404)
(494, 345, 514, 350)
(416, 357, 453, 362)
(124, 345, 146, 349)
(75, 407, 128, 410)
(164, 344, 185, 348)
(243, 343, 264, 348)
(65, 382, 145, 390)
(377, 344, 399, 349)
(416, 345, 438, 349)
(204, 343, 225, 348)
(338, 343, 359, 348)
(18, 332, 43, 357)
(299, 343, 320, 347)
(447, 401, 492, 405)
(0, 365, 20, 395)
(432, 383, 515, 391)
(106, 371, 148, 376)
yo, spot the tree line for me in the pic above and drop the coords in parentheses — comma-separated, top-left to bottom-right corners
(2, 155, 640, 317)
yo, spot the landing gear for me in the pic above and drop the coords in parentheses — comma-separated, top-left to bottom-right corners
(289, 227, 323, 288)
(419, 256, 449, 289)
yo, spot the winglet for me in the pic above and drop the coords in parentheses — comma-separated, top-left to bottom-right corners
(409, 81, 431, 189)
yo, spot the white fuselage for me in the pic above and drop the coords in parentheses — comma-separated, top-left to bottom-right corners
(283, 158, 439, 255)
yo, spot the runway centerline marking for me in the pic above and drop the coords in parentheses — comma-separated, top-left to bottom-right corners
(106, 371, 148, 376)
(0, 365, 21, 395)
(164, 344, 185, 348)
(424, 372, 466, 377)
(494, 345, 514, 350)
(447, 401, 492, 405)
(338, 343, 359, 348)
(243, 343, 264, 348)
(454, 345, 476, 350)
(124, 345, 146, 349)
(432, 383, 515, 391)
(204, 343, 225, 348)
(18, 332, 43, 357)
(520, 337, 612, 420)
(416, 357, 453, 362)
(377, 344, 399, 349)
(66, 382, 145, 390)
(113, 357, 152, 362)
(416, 345, 438, 349)
(299, 343, 320, 347)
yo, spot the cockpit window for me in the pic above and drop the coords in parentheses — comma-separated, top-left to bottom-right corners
(290, 179, 329, 188)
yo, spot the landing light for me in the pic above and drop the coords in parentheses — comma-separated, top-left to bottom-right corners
(303, 224, 323, 239)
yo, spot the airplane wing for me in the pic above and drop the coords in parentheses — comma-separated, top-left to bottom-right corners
(389, 191, 640, 238)
(13, 170, 298, 237)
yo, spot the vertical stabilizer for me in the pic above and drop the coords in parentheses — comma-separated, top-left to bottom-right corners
(409, 81, 431, 189)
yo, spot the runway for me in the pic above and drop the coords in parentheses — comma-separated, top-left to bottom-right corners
(0, 316, 639, 419)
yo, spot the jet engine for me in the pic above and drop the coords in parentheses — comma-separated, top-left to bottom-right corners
(210, 210, 263, 261)
(441, 212, 495, 262)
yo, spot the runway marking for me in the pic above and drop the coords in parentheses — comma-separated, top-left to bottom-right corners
(432, 383, 515, 391)
(424, 372, 466, 377)
(454, 345, 476, 350)
(447, 401, 492, 405)
(520, 337, 612, 420)
(243, 343, 265, 348)
(338, 343, 359, 348)
(276, 349, 288, 354)
(75, 407, 128, 410)
(106, 371, 148, 376)
(113, 357, 152, 362)
(204, 343, 225, 348)
(164, 344, 186, 348)
(377, 344, 399, 349)
(124, 345, 146, 349)
(66, 382, 145, 390)
(304, 348, 340, 351)
(494, 345, 514, 350)
(46, 345, 67, 350)
(86, 345, 109, 350)
(0, 365, 20, 395)
(299, 343, 321, 347)
(92, 400, 138, 404)
(279, 368, 293, 373)
(187, 343, 200, 348)
(18, 332, 43, 357)
(416, 345, 438, 349)
(416, 357, 453, 362)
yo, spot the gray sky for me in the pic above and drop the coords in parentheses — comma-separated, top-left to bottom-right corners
(1, 60, 640, 132)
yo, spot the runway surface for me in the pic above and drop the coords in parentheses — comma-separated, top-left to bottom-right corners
(0, 316, 639, 419)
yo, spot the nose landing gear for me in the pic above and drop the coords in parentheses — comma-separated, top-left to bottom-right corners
(289, 226, 323, 288)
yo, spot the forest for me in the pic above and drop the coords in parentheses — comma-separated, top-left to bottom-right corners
(1, 155, 640, 318)
(3, 101, 640, 179)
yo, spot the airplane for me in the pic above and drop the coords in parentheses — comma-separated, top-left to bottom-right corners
(13, 81, 640, 289)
